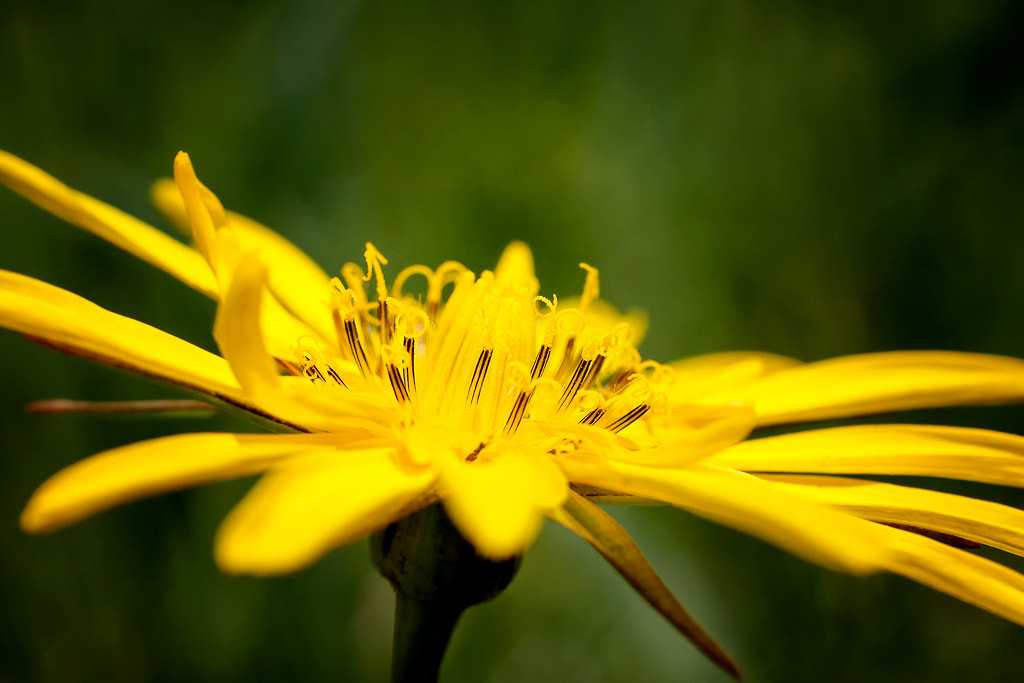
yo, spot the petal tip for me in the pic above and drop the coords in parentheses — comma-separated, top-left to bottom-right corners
(19, 498, 58, 535)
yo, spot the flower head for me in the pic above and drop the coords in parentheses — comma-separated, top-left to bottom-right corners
(5, 149, 1024, 676)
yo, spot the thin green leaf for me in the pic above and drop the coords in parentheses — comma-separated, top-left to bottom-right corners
(550, 490, 740, 679)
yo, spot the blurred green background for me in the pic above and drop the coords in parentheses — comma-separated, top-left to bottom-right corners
(2, 1, 1024, 681)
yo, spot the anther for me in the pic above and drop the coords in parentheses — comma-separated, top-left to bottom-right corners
(503, 389, 532, 437)
(606, 403, 650, 433)
(606, 368, 636, 393)
(386, 363, 411, 404)
(403, 336, 417, 393)
(553, 335, 577, 380)
(325, 365, 347, 387)
(581, 352, 606, 392)
(579, 407, 606, 426)
(467, 348, 493, 404)
(556, 357, 593, 412)
(343, 318, 372, 378)
(529, 344, 552, 380)
(305, 364, 327, 385)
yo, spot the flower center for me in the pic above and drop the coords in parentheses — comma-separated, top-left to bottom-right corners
(286, 243, 666, 458)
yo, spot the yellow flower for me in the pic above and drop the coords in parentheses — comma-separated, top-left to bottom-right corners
(6, 149, 1024, 675)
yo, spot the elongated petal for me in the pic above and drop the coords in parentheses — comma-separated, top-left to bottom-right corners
(173, 151, 229, 275)
(441, 448, 568, 559)
(213, 255, 280, 396)
(0, 150, 217, 297)
(874, 523, 1024, 627)
(667, 351, 801, 402)
(152, 178, 336, 341)
(695, 351, 1024, 426)
(762, 474, 1024, 557)
(559, 458, 888, 574)
(551, 491, 739, 679)
(21, 432, 348, 533)
(172, 155, 331, 357)
(0, 269, 240, 398)
(215, 449, 435, 574)
(711, 425, 1024, 488)
(211, 255, 341, 430)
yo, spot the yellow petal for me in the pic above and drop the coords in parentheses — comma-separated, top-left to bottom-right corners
(210, 255, 342, 431)
(150, 178, 193, 236)
(0, 150, 217, 297)
(711, 424, 1024, 488)
(873, 522, 1024, 627)
(559, 458, 888, 574)
(172, 151, 228, 275)
(696, 351, 1024, 426)
(762, 474, 1024, 557)
(21, 432, 346, 533)
(0, 269, 240, 398)
(231, 212, 335, 342)
(493, 241, 536, 290)
(215, 449, 435, 574)
(551, 491, 740, 679)
(441, 448, 568, 560)
(213, 255, 280, 396)
(174, 155, 334, 358)
(152, 177, 335, 341)
(667, 351, 801, 402)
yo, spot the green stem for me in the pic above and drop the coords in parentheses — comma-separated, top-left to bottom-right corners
(391, 593, 463, 683)
(371, 503, 521, 683)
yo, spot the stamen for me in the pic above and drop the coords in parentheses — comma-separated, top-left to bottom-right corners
(387, 363, 411, 404)
(343, 318, 372, 378)
(403, 337, 417, 393)
(606, 368, 636, 393)
(502, 389, 532, 436)
(581, 352, 606, 392)
(302, 361, 325, 384)
(467, 347, 493, 404)
(579, 407, 606, 426)
(341, 263, 370, 310)
(553, 335, 577, 380)
(550, 308, 585, 381)
(606, 403, 650, 433)
(294, 338, 348, 388)
(392, 303, 427, 395)
(556, 357, 593, 412)
(325, 365, 347, 387)
(529, 344, 552, 380)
